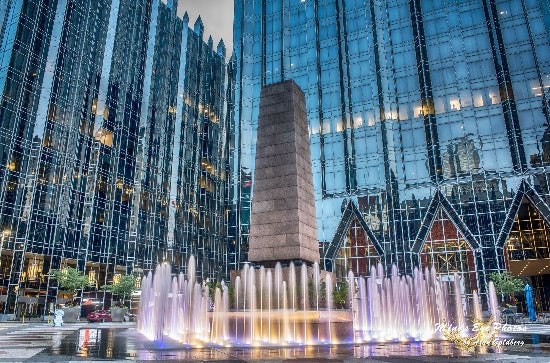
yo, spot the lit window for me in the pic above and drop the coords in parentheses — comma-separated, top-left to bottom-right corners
(449, 98, 461, 111)
(473, 91, 483, 107)
(353, 115, 363, 128)
(94, 128, 114, 147)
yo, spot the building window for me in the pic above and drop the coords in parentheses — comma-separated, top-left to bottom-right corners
(334, 220, 380, 281)
(420, 209, 478, 298)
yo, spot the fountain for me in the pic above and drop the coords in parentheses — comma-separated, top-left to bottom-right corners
(137, 255, 478, 347)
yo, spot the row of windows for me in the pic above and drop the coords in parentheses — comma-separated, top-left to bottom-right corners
(234, 0, 550, 199)
(0, 0, 232, 310)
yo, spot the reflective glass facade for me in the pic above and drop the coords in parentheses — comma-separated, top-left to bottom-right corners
(232, 0, 550, 302)
(0, 0, 230, 314)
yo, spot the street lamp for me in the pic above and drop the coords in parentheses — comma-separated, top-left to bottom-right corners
(0, 230, 10, 267)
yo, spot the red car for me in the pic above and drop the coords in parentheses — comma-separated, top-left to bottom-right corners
(87, 310, 112, 322)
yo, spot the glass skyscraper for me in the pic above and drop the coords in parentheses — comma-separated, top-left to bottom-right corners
(0, 0, 230, 315)
(232, 0, 550, 309)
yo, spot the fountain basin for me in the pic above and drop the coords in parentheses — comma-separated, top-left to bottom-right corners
(139, 257, 459, 348)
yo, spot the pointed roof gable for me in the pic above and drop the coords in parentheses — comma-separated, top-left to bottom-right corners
(324, 200, 384, 266)
(411, 189, 481, 253)
(496, 179, 550, 247)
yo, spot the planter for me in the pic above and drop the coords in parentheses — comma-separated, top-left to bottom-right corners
(110, 307, 126, 322)
(62, 307, 81, 323)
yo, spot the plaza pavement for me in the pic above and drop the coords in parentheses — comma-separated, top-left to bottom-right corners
(505, 323, 550, 336)
(0, 321, 132, 362)
(0, 321, 84, 361)
(0, 321, 547, 362)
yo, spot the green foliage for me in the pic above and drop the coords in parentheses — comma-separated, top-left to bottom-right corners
(311, 279, 348, 309)
(332, 283, 348, 309)
(489, 272, 524, 302)
(318, 280, 327, 308)
(49, 267, 90, 295)
(228, 284, 235, 308)
(101, 275, 139, 303)
(205, 280, 222, 301)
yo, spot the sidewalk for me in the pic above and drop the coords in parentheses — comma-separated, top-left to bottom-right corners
(0, 321, 136, 361)
(0, 322, 85, 361)
(505, 324, 550, 336)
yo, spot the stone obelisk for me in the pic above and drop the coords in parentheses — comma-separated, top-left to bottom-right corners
(248, 80, 320, 265)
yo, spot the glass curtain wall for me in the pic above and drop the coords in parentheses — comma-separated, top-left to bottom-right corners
(232, 0, 550, 300)
(0, 0, 230, 315)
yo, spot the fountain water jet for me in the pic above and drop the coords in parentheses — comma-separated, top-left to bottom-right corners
(488, 281, 500, 323)
(139, 256, 496, 347)
(472, 290, 482, 321)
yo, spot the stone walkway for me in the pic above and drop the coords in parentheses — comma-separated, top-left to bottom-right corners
(505, 324, 550, 336)
(0, 323, 547, 362)
(0, 322, 84, 361)
(0, 322, 134, 362)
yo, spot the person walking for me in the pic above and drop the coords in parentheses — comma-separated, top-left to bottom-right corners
(53, 308, 64, 327)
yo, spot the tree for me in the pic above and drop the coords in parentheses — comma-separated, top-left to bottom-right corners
(49, 267, 90, 298)
(101, 275, 139, 305)
(333, 283, 348, 309)
(205, 280, 223, 301)
(489, 271, 524, 304)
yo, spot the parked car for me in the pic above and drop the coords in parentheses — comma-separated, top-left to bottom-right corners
(87, 310, 112, 323)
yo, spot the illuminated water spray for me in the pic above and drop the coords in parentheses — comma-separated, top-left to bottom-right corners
(139, 256, 480, 347)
